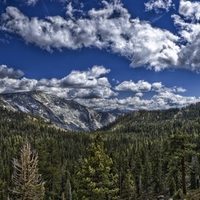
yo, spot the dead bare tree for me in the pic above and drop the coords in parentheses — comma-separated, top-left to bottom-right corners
(11, 140, 45, 200)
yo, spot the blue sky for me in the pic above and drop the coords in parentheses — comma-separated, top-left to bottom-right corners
(1, 0, 200, 112)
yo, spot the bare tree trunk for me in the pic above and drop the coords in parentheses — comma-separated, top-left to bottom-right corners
(69, 181, 72, 200)
(181, 156, 186, 195)
(11, 140, 45, 200)
(181, 141, 186, 196)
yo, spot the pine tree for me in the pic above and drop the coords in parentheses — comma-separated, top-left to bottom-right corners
(121, 169, 135, 200)
(134, 150, 143, 197)
(168, 177, 176, 197)
(75, 134, 119, 200)
(10, 140, 45, 200)
(168, 131, 196, 195)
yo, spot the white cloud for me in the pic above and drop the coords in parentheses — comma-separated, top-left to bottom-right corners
(135, 92, 143, 97)
(66, 3, 74, 18)
(137, 80, 152, 92)
(77, 91, 200, 112)
(38, 78, 60, 87)
(0, 66, 198, 111)
(25, 0, 39, 6)
(152, 91, 198, 108)
(3, 1, 200, 71)
(0, 65, 24, 79)
(61, 71, 88, 87)
(115, 80, 138, 92)
(1, 3, 180, 71)
(98, 77, 111, 87)
(0, 77, 37, 93)
(60, 66, 110, 88)
(115, 80, 152, 92)
(115, 80, 185, 94)
(114, 80, 189, 108)
(172, 0, 200, 70)
(176, 87, 186, 93)
(152, 82, 163, 91)
(42, 70, 116, 99)
(145, 0, 173, 13)
(179, 0, 200, 21)
(0, 65, 117, 99)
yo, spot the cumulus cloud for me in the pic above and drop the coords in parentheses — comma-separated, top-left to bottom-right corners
(66, 3, 74, 18)
(60, 66, 110, 88)
(171, 0, 200, 70)
(0, 65, 117, 99)
(39, 66, 116, 99)
(145, 0, 173, 13)
(0, 65, 24, 79)
(179, 0, 200, 21)
(1, 2, 180, 71)
(115, 80, 186, 94)
(176, 87, 186, 93)
(77, 92, 200, 112)
(0, 77, 37, 93)
(0, 65, 198, 111)
(152, 82, 163, 91)
(151, 91, 197, 108)
(115, 80, 152, 92)
(3, 1, 200, 71)
(135, 92, 143, 97)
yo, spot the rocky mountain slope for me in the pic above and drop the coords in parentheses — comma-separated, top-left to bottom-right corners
(0, 91, 116, 131)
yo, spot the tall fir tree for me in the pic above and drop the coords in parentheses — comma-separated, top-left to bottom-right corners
(75, 134, 119, 200)
(168, 131, 196, 195)
(120, 169, 135, 200)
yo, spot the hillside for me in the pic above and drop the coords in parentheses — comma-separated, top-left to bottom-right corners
(103, 102, 200, 132)
(0, 91, 116, 131)
(2, 102, 200, 199)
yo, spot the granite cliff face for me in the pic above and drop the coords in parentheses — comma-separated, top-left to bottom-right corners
(0, 91, 116, 131)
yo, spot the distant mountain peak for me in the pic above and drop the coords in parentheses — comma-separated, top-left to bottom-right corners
(0, 91, 116, 132)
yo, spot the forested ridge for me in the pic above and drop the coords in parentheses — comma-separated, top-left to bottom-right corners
(2, 103, 200, 199)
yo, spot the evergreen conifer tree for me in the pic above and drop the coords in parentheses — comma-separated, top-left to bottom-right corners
(75, 134, 119, 200)
(168, 131, 196, 195)
(121, 169, 135, 200)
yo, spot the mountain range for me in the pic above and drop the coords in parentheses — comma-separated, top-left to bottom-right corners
(1, 91, 200, 200)
(2, 90, 200, 132)
(0, 91, 116, 132)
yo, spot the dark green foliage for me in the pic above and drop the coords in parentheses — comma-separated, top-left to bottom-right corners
(168, 177, 176, 196)
(75, 134, 119, 200)
(0, 107, 90, 199)
(121, 169, 135, 200)
(2, 103, 200, 199)
(173, 188, 183, 200)
(168, 132, 196, 195)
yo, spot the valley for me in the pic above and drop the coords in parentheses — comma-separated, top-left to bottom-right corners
(1, 93, 200, 199)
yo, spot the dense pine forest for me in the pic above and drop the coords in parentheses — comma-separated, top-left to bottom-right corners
(2, 104, 200, 199)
